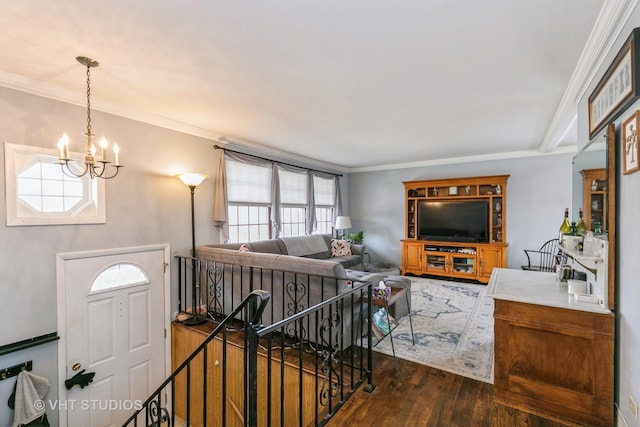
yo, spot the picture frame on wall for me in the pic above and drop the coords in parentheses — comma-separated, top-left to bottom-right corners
(622, 111, 640, 175)
(588, 28, 640, 140)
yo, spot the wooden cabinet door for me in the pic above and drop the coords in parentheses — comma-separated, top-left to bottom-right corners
(402, 242, 423, 273)
(478, 246, 502, 279)
(450, 254, 477, 279)
(424, 252, 448, 275)
(494, 300, 614, 426)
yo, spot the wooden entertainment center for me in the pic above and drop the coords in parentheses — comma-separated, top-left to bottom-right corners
(401, 175, 509, 283)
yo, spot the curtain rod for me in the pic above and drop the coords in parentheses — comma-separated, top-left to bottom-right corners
(213, 145, 342, 177)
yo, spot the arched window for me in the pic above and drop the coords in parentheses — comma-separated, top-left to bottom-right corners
(90, 263, 149, 294)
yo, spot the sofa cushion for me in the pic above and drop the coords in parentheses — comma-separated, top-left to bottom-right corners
(331, 255, 362, 269)
(331, 239, 352, 257)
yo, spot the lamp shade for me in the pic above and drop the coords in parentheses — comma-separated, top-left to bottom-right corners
(335, 216, 352, 230)
(176, 173, 208, 188)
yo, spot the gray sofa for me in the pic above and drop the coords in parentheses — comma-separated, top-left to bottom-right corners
(204, 234, 365, 270)
(195, 235, 411, 348)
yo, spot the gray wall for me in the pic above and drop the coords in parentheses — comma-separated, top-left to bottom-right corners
(615, 106, 640, 427)
(574, 8, 640, 424)
(0, 87, 220, 426)
(347, 154, 573, 270)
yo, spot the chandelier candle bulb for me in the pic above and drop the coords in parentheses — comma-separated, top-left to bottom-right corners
(113, 143, 120, 166)
(99, 137, 108, 162)
(57, 138, 65, 160)
(58, 133, 70, 160)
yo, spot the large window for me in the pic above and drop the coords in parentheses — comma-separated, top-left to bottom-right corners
(224, 156, 338, 243)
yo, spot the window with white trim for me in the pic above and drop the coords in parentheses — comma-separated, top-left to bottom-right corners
(225, 157, 338, 242)
(278, 168, 307, 237)
(312, 175, 335, 235)
(4, 143, 105, 226)
(227, 204, 270, 243)
(226, 159, 272, 243)
(313, 207, 334, 235)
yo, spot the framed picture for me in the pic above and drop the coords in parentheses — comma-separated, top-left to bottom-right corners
(589, 28, 640, 140)
(622, 112, 640, 174)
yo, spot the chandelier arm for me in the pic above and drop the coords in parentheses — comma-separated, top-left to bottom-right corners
(96, 165, 123, 180)
(59, 161, 90, 179)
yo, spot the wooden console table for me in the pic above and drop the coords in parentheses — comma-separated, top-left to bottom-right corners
(487, 268, 614, 426)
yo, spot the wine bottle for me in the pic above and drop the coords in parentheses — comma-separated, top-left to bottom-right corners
(558, 208, 571, 243)
(576, 209, 587, 235)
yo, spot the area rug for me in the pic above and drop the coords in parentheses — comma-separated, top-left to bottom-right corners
(373, 277, 494, 383)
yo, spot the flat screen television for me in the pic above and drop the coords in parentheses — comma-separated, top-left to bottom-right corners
(417, 200, 489, 243)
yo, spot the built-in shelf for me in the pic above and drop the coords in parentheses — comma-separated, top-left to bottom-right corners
(558, 244, 603, 272)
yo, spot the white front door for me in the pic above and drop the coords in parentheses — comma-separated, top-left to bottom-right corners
(57, 246, 170, 427)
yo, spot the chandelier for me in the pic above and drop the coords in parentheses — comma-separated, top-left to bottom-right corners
(56, 56, 122, 179)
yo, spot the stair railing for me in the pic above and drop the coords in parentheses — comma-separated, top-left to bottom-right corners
(121, 289, 270, 427)
(125, 255, 376, 427)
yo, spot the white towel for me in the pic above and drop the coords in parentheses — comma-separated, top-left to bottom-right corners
(11, 370, 50, 427)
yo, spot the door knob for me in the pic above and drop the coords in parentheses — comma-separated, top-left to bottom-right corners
(65, 369, 95, 390)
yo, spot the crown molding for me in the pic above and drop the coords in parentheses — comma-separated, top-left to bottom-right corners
(349, 145, 577, 174)
(540, 0, 639, 152)
(0, 70, 227, 142)
(0, 70, 349, 174)
(0, 69, 579, 174)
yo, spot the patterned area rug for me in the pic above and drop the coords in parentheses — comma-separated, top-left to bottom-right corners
(373, 277, 494, 383)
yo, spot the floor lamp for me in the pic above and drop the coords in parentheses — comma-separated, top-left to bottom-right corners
(176, 173, 209, 326)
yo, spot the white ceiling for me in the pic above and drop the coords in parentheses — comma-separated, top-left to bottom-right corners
(0, 1, 611, 171)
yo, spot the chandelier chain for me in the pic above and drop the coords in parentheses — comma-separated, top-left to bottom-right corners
(86, 64, 92, 137)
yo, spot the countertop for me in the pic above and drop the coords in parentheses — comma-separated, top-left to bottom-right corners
(486, 268, 611, 315)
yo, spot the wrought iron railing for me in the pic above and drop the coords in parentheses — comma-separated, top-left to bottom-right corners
(123, 256, 374, 427)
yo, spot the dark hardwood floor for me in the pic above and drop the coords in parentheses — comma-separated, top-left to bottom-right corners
(326, 350, 563, 427)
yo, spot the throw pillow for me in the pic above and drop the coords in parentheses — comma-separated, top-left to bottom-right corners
(331, 239, 352, 257)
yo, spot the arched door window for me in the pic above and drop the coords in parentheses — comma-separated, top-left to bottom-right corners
(90, 263, 149, 294)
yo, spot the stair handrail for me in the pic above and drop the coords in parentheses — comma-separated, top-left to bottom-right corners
(122, 289, 270, 426)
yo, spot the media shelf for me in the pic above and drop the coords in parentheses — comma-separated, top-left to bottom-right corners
(402, 175, 509, 283)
